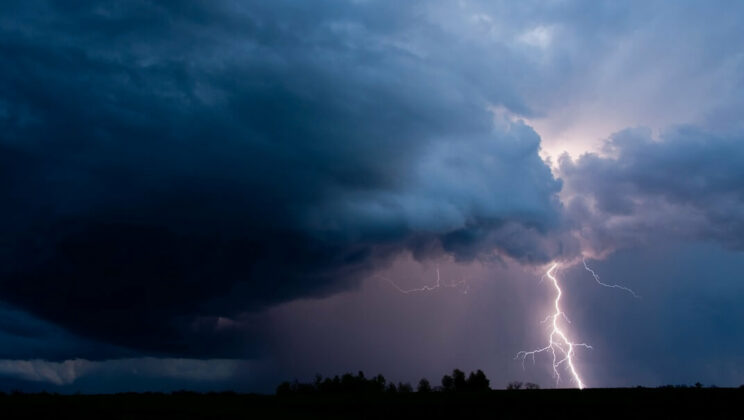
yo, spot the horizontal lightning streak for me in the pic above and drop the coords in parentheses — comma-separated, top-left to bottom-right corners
(380, 267, 468, 294)
(583, 258, 640, 299)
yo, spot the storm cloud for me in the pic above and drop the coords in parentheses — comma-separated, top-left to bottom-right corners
(560, 126, 744, 257)
(0, 0, 569, 357)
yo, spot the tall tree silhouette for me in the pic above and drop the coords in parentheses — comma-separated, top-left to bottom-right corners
(452, 369, 467, 392)
(417, 378, 432, 393)
(441, 374, 454, 392)
(466, 370, 490, 391)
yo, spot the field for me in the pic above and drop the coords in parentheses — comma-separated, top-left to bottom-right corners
(1, 387, 742, 419)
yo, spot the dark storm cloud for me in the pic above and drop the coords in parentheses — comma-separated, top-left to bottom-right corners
(0, 303, 132, 361)
(0, 1, 567, 357)
(560, 126, 744, 255)
(0, 357, 256, 391)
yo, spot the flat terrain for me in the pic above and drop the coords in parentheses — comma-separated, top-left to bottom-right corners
(1, 388, 742, 419)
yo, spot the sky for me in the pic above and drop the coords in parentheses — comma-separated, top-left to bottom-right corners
(0, 0, 743, 392)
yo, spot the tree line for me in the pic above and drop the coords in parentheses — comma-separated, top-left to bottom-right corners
(276, 369, 496, 395)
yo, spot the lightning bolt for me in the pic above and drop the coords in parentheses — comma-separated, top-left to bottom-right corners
(381, 267, 469, 294)
(582, 257, 640, 299)
(516, 262, 591, 389)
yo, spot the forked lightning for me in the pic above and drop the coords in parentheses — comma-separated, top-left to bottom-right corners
(517, 259, 638, 388)
(516, 263, 591, 389)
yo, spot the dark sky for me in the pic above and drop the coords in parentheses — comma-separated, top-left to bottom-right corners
(1, 0, 743, 392)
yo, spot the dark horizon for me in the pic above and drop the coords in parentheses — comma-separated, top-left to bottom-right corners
(1, 382, 742, 420)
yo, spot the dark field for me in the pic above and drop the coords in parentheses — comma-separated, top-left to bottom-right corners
(1, 388, 742, 419)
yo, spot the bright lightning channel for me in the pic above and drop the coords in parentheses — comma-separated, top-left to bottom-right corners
(516, 263, 591, 389)
(517, 259, 638, 389)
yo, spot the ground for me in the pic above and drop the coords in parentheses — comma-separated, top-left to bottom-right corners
(0, 388, 742, 419)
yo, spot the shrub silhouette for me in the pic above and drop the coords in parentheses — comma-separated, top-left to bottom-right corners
(506, 381, 523, 390)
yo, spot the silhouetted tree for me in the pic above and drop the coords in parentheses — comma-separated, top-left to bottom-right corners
(525, 382, 540, 390)
(441, 374, 454, 392)
(276, 381, 292, 396)
(293, 380, 316, 395)
(398, 382, 413, 393)
(373, 374, 387, 393)
(317, 377, 334, 393)
(465, 370, 490, 391)
(417, 378, 432, 393)
(506, 381, 523, 390)
(275, 379, 316, 395)
(341, 373, 355, 392)
(452, 369, 467, 392)
(386, 383, 398, 393)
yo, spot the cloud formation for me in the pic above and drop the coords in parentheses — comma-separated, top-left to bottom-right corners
(560, 126, 744, 256)
(0, 357, 245, 386)
(0, 0, 568, 357)
(2, 0, 743, 374)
